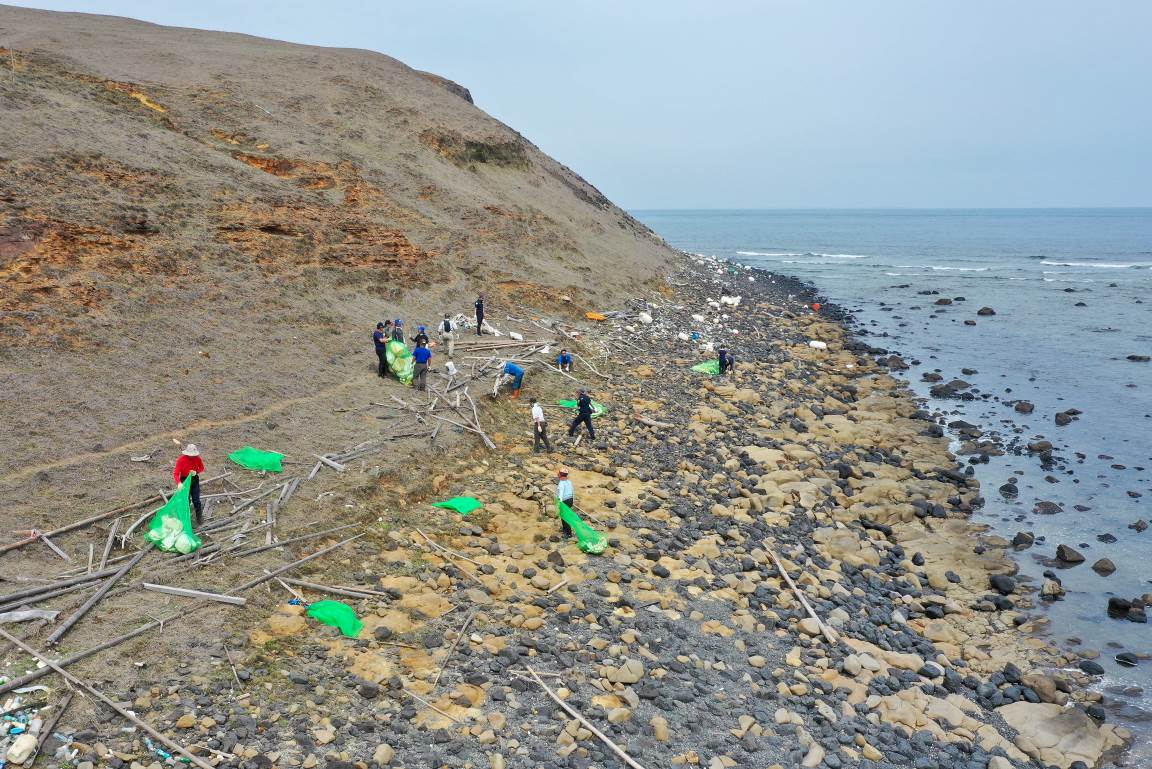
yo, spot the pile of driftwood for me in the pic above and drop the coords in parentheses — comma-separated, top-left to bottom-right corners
(0, 419, 438, 767)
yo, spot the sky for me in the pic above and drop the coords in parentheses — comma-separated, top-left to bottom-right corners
(7, 1, 1152, 209)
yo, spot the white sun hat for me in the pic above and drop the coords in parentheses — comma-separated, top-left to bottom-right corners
(182, 444, 200, 456)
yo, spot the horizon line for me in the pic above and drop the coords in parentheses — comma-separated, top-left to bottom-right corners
(628, 206, 1152, 212)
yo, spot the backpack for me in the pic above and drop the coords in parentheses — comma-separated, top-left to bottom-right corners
(442, 319, 452, 333)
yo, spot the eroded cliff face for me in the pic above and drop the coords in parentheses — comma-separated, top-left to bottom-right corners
(0, 6, 672, 349)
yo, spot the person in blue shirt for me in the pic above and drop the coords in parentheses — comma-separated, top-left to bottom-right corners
(410, 325, 430, 348)
(412, 342, 433, 391)
(556, 348, 573, 372)
(390, 318, 405, 343)
(503, 361, 524, 399)
(372, 323, 388, 378)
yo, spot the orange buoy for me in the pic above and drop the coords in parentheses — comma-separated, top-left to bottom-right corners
(811, 303, 822, 312)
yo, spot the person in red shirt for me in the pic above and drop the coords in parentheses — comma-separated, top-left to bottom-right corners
(174, 444, 206, 525)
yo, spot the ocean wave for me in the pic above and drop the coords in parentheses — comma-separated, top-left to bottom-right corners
(918, 265, 992, 272)
(1040, 260, 1152, 268)
(736, 250, 869, 259)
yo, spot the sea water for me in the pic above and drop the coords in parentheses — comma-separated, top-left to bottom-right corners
(635, 209, 1152, 756)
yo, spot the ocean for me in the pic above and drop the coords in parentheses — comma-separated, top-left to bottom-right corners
(634, 209, 1152, 751)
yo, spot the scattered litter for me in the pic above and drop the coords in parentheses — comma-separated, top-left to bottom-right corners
(584, 312, 607, 321)
(691, 313, 706, 323)
(676, 332, 690, 341)
(557, 499, 607, 555)
(432, 496, 484, 515)
(305, 600, 363, 638)
(227, 446, 284, 473)
(637, 312, 653, 325)
(808, 340, 828, 350)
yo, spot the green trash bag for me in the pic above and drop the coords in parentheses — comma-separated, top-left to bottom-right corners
(386, 339, 414, 385)
(557, 499, 607, 555)
(432, 496, 483, 515)
(691, 359, 720, 375)
(557, 399, 607, 418)
(306, 600, 363, 638)
(143, 476, 202, 554)
(228, 446, 284, 472)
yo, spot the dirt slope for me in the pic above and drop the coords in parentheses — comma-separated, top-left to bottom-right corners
(0, 4, 674, 484)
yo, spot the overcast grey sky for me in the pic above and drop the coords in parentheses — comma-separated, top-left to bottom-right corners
(9, 1, 1152, 208)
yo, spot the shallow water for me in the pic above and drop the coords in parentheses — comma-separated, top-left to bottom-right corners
(635, 208, 1152, 760)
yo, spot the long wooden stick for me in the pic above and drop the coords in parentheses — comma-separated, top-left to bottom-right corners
(98, 518, 119, 570)
(277, 577, 384, 601)
(525, 667, 650, 769)
(0, 566, 119, 606)
(432, 609, 476, 688)
(0, 630, 215, 769)
(47, 545, 152, 645)
(767, 549, 839, 644)
(400, 688, 461, 724)
(142, 583, 246, 605)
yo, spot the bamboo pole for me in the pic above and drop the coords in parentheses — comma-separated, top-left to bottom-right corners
(525, 667, 649, 769)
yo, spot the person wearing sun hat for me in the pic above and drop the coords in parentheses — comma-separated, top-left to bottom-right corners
(556, 468, 574, 538)
(173, 443, 206, 525)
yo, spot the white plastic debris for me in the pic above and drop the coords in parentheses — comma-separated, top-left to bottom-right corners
(808, 340, 828, 350)
(707, 301, 720, 310)
(7, 733, 38, 764)
(691, 313, 706, 323)
(676, 332, 690, 341)
(638, 312, 653, 325)
(509, 331, 524, 341)
(720, 295, 742, 307)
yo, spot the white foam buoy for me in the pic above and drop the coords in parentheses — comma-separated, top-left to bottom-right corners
(638, 312, 653, 325)
(509, 331, 524, 341)
(691, 313, 706, 323)
(677, 332, 690, 341)
(808, 340, 828, 350)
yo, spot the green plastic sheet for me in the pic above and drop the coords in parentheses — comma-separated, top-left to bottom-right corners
(691, 359, 720, 375)
(143, 476, 202, 554)
(557, 399, 607, 418)
(306, 600, 363, 638)
(386, 339, 414, 385)
(557, 499, 607, 555)
(228, 446, 284, 473)
(432, 496, 483, 515)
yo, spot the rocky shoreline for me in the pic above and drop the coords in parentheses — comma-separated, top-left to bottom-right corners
(3, 254, 1133, 769)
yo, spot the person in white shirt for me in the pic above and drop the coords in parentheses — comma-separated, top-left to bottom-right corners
(530, 397, 552, 453)
(556, 468, 574, 538)
(438, 313, 456, 358)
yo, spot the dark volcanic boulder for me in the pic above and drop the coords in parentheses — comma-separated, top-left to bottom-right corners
(1033, 500, 1063, 515)
(1055, 544, 1084, 564)
(990, 575, 1016, 595)
(1014, 401, 1035, 414)
(1091, 558, 1116, 576)
(977, 307, 996, 316)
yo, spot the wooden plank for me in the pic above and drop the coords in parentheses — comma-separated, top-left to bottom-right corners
(312, 454, 347, 472)
(142, 583, 246, 606)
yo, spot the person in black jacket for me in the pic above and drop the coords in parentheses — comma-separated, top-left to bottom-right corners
(474, 295, 485, 335)
(410, 325, 430, 348)
(567, 388, 596, 440)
